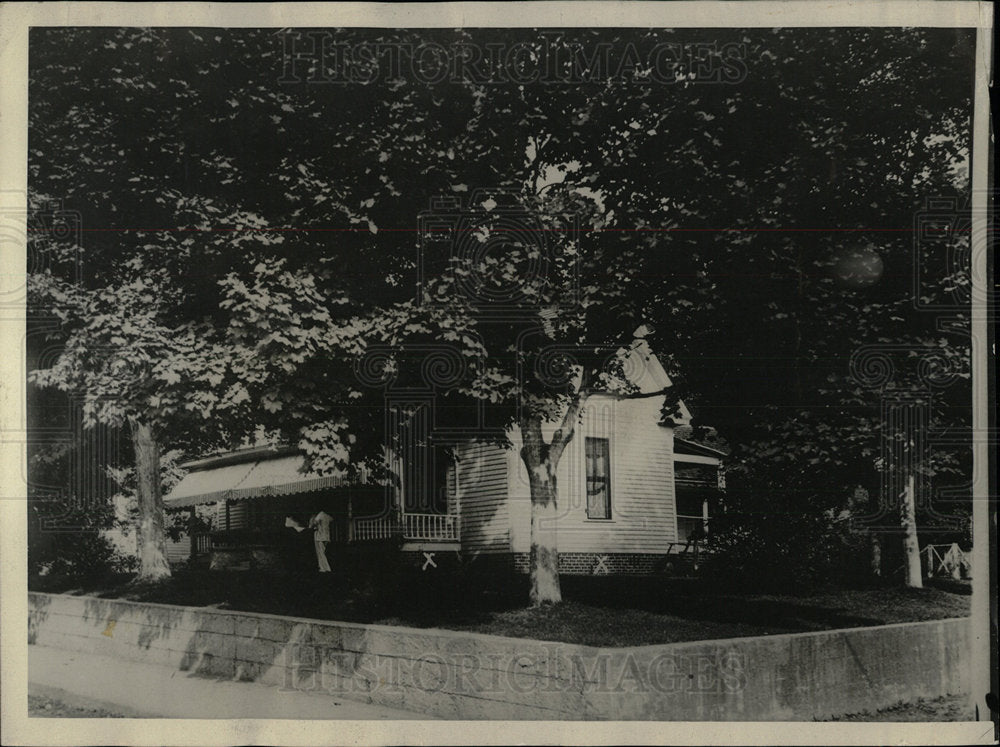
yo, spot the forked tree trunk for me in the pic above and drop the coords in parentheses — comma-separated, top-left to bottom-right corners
(526, 465, 561, 605)
(520, 416, 564, 606)
(901, 474, 922, 589)
(131, 420, 171, 581)
(519, 396, 588, 606)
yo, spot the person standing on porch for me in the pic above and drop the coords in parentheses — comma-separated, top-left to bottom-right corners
(309, 510, 333, 573)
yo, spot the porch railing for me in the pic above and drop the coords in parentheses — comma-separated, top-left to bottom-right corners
(923, 542, 972, 580)
(191, 513, 460, 548)
(350, 512, 459, 542)
(352, 515, 401, 541)
(193, 533, 212, 556)
(404, 512, 459, 541)
(676, 514, 708, 544)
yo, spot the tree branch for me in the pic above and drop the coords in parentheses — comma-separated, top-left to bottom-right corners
(617, 386, 671, 400)
(548, 388, 589, 467)
(530, 133, 553, 196)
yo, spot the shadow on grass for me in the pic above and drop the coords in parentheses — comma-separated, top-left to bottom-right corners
(559, 576, 884, 631)
(28, 564, 971, 648)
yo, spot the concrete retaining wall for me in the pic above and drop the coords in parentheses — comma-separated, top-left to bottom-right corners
(28, 592, 970, 720)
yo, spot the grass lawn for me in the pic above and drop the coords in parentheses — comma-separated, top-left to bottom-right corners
(428, 587, 970, 647)
(30, 568, 971, 648)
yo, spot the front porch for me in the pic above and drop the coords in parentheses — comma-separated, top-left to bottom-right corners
(164, 446, 459, 570)
(352, 511, 459, 543)
(187, 511, 460, 569)
(669, 438, 726, 566)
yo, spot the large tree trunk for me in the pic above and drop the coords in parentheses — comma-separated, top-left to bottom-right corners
(131, 420, 171, 581)
(527, 464, 561, 605)
(520, 416, 563, 606)
(901, 473, 922, 588)
(518, 396, 587, 606)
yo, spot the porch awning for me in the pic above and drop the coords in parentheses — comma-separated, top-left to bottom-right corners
(164, 454, 359, 508)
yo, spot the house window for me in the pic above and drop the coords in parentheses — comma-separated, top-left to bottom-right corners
(401, 441, 452, 514)
(585, 437, 611, 519)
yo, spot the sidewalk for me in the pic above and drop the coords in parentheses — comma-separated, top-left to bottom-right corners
(28, 646, 434, 720)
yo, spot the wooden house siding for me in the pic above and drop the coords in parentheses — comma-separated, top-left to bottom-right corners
(223, 500, 248, 531)
(507, 393, 677, 554)
(455, 441, 511, 555)
(165, 535, 191, 563)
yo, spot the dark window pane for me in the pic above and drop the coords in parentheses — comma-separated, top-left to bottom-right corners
(585, 437, 611, 519)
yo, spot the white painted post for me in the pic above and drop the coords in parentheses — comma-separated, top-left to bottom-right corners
(948, 543, 961, 580)
(347, 497, 354, 543)
(902, 475, 923, 588)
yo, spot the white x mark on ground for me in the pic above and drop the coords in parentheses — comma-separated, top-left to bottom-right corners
(421, 552, 437, 571)
(594, 555, 610, 574)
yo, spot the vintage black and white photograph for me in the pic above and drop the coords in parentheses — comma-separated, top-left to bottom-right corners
(0, 1, 995, 744)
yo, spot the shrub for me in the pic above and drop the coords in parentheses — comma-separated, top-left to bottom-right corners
(29, 496, 138, 581)
(701, 508, 876, 593)
(165, 509, 213, 542)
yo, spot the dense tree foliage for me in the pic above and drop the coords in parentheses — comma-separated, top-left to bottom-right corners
(27, 27, 975, 593)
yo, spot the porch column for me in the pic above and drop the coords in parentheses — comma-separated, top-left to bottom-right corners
(347, 495, 354, 543)
(188, 508, 197, 561)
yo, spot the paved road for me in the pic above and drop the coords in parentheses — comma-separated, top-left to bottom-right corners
(29, 693, 125, 718)
(29, 645, 433, 720)
(825, 695, 974, 722)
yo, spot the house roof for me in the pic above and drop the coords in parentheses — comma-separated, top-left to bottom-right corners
(179, 444, 299, 472)
(164, 450, 366, 508)
(673, 437, 727, 459)
(621, 339, 693, 424)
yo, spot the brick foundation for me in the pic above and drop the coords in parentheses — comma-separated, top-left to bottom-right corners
(398, 550, 464, 571)
(510, 552, 671, 576)
(397, 550, 691, 577)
